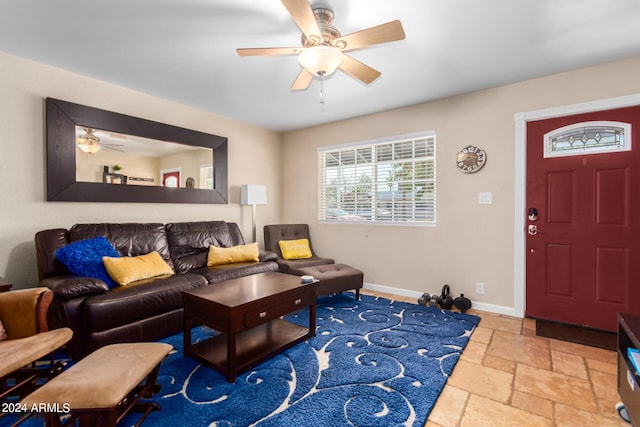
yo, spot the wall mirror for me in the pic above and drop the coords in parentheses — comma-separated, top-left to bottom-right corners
(46, 98, 228, 203)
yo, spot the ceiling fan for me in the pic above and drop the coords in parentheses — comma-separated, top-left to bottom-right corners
(237, 0, 406, 90)
(76, 128, 124, 154)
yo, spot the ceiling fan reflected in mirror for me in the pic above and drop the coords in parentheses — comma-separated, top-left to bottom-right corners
(76, 128, 124, 154)
(237, 0, 406, 91)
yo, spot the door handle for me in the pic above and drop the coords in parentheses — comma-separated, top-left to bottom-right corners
(528, 224, 538, 236)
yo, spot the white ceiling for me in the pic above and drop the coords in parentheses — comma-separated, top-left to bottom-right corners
(1, 0, 640, 132)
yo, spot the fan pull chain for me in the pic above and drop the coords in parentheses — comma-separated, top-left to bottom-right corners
(319, 72, 325, 111)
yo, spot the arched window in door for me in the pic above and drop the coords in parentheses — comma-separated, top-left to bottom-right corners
(165, 176, 178, 187)
(544, 121, 630, 158)
(162, 170, 180, 187)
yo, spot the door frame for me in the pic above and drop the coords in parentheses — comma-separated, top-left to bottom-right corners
(513, 93, 640, 318)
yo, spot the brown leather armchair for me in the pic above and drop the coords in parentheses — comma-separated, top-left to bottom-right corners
(264, 224, 363, 299)
(0, 288, 72, 410)
(263, 224, 335, 275)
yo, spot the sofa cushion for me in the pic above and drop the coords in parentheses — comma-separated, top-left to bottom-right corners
(172, 251, 208, 274)
(103, 251, 174, 286)
(192, 261, 279, 284)
(276, 257, 336, 275)
(69, 223, 173, 270)
(166, 221, 234, 256)
(207, 243, 259, 266)
(82, 273, 207, 333)
(166, 221, 243, 273)
(55, 237, 120, 289)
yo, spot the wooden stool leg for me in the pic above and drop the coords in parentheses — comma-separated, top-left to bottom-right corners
(78, 412, 98, 427)
(44, 412, 63, 427)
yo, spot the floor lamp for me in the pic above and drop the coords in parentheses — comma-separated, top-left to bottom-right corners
(241, 184, 267, 242)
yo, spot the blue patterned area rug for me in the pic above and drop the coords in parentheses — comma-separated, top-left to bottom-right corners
(16, 293, 479, 427)
(131, 292, 479, 427)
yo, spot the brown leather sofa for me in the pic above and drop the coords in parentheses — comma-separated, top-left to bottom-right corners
(35, 221, 277, 360)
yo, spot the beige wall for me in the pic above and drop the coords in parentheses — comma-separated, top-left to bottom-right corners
(282, 55, 640, 312)
(159, 149, 212, 188)
(3, 48, 640, 311)
(77, 149, 160, 186)
(0, 51, 282, 289)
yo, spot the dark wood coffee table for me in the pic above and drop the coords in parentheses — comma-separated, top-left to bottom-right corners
(183, 272, 316, 383)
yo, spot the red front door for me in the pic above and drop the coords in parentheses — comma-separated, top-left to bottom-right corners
(526, 105, 640, 331)
(162, 171, 180, 188)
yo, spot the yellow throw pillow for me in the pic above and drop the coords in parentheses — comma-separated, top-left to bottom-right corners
(103, 251, 173, 286)
(279, 239, 312, 260)
(207, 242, 259, 266)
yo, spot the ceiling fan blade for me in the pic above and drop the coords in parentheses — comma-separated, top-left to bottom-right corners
(104, 146, 125, 153)
(281, 0, 322, 42)
(236, 47, 301, 57)
(338, 20, 406, 52)
(108, 132, 127, 139)
(339, 55, 381, 85)
(291, 68, 314, 91)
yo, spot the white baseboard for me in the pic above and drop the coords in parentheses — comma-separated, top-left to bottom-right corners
(362, 282, 518, 317)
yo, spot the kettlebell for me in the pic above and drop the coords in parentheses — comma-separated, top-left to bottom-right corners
(429, 293, 439, 307)
(453, 293, 472, 313)
(417, 293, 430, 306)
(438, 284, 453, 309)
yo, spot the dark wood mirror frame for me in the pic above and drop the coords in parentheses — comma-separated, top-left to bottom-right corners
(46, 97, 228, 204)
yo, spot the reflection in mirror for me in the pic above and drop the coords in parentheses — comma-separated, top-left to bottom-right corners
(46, 98, 228, 204)
(75, 126, 214, 189)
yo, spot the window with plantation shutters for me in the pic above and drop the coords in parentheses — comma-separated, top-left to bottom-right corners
(318, 132, 436, 225)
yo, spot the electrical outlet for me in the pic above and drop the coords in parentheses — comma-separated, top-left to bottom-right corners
(475, 282, 485, 295)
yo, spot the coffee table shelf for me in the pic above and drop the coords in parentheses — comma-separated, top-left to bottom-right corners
(190, 319, 309, 374)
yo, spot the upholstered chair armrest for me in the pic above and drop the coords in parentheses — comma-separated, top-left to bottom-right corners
(0, 288, 50, 339)
(40, 275, 109, 301)
(0, 328, 73, 378)
(259, 250, 278, 262)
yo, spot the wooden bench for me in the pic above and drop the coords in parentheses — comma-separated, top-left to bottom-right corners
(22, 342, 172, 426)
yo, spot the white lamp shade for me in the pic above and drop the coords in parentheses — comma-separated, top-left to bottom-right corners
(241, 184, 267, 205)
(298, 45, 344, 77)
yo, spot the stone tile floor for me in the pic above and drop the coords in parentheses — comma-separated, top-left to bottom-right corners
(361, 289, 628, 427)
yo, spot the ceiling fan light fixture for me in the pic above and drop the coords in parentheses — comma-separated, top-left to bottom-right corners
(77, 142, 101, 154)
(298, 45, 343, 77)
(76, 128, 101, 153)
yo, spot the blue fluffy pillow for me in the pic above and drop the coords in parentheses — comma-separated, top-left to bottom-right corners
(56, 236, 120, 289)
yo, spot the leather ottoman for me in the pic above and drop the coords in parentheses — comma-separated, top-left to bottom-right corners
(297, 263, 363, 300)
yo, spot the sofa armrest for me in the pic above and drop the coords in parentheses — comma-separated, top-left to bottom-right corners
(40, 276, 109, 301)
(259, 250, 278, 263)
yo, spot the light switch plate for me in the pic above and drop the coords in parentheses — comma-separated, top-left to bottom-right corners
(479, 192, 493, 204)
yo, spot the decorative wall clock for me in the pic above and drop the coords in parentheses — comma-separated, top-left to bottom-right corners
(456, 145, 487, 174)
